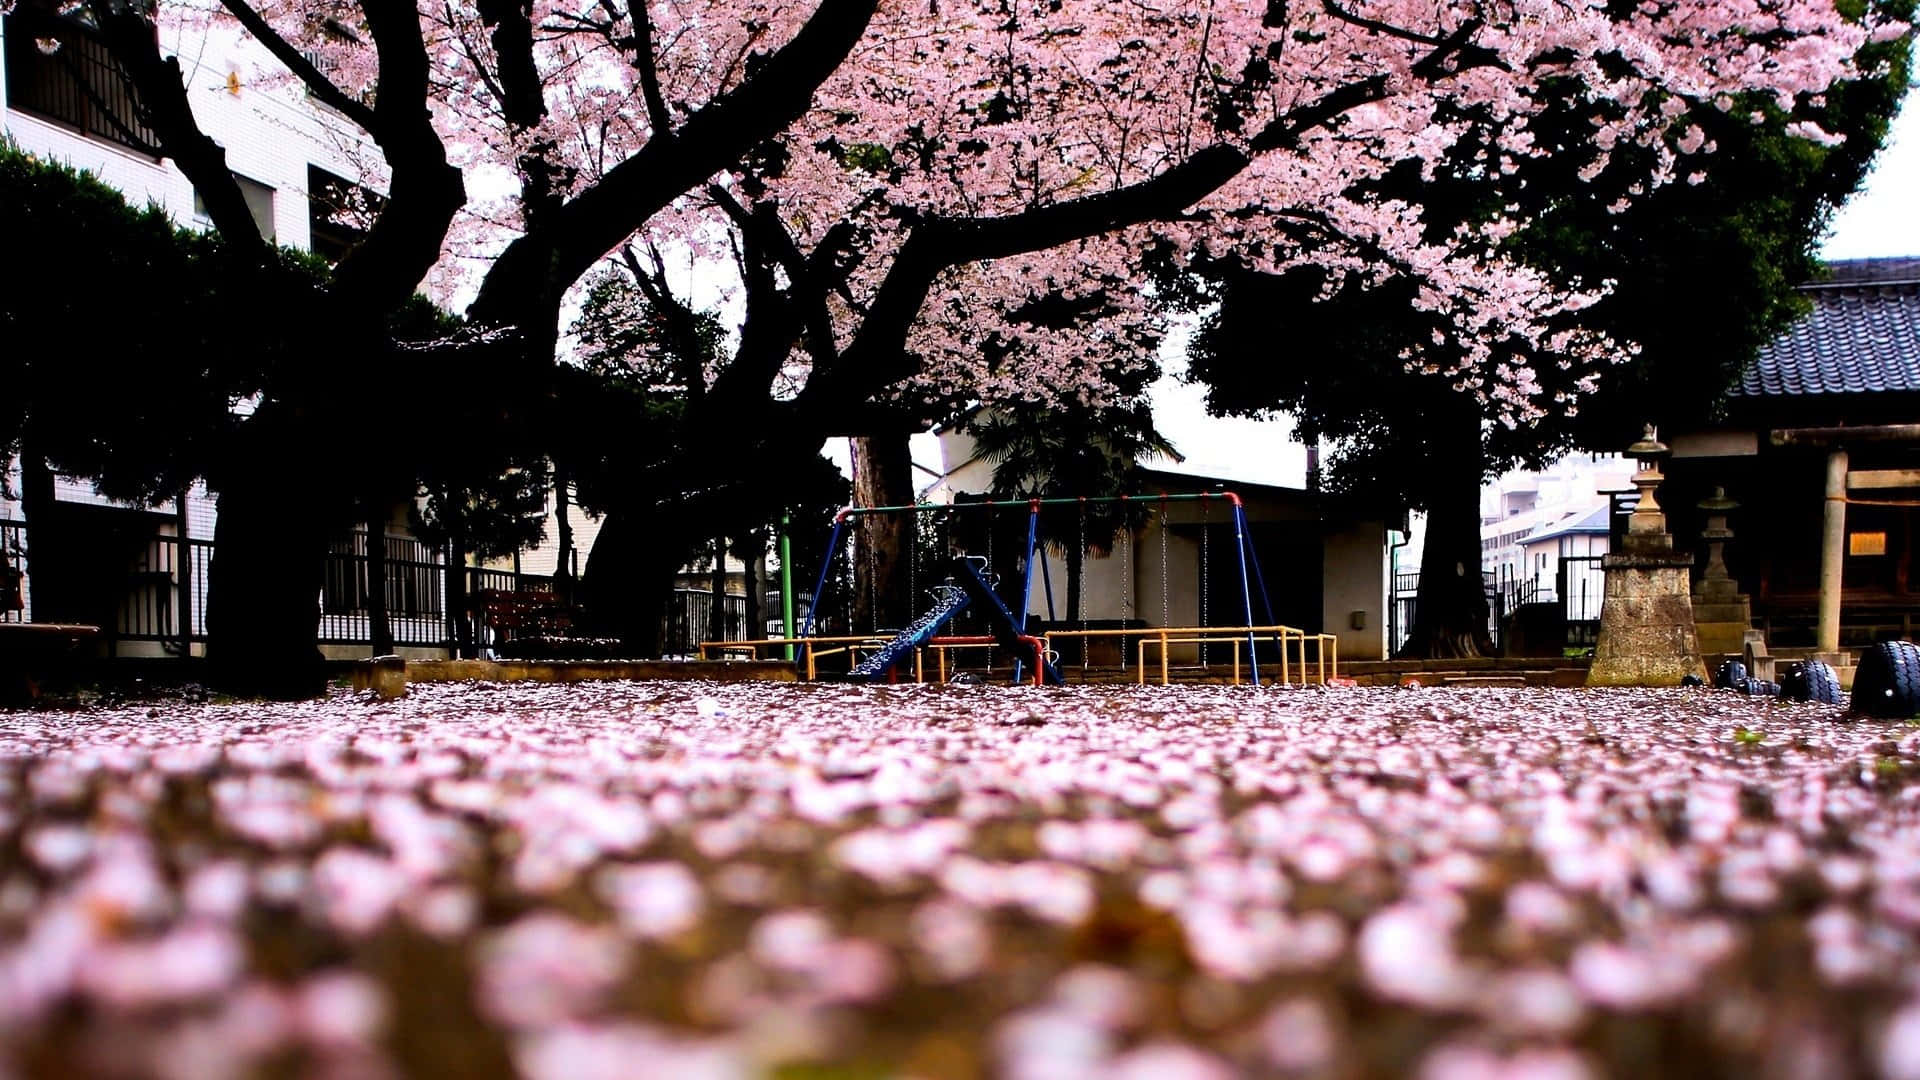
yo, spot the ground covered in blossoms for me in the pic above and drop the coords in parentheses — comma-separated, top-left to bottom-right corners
(4, 682, 1920, 1078)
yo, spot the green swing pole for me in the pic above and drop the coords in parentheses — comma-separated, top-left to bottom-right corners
(779, 511, 796, 660)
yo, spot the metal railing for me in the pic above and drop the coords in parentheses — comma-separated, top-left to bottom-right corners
(3, 9, 162, 154)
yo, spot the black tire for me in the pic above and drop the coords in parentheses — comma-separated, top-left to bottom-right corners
(1850, 641, 1920, 718)
(1680, 674, 1705, 688)
(1739, 677, 1780, 697)
(1781, 660, 1843, 705)
(1715, 659, 1749, 690)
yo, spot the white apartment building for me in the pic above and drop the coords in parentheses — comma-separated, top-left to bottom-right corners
(0, 5, 429, 658)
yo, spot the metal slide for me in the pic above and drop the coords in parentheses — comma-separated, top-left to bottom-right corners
(944, 557, 1064, 686)
(845, 582, 973, 681)
(844, 557, 1062, 685)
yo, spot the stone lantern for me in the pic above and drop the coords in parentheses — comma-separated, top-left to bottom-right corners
(1691, 487, 1752, 659)
(1623, 424, 1672, 552)
(1589, 423, 1708, 686)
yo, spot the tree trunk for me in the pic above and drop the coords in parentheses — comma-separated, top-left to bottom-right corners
(742, 536, 763, 643)
(446, 510, 475, 660)
(850, 433, 914, 631)
(1398, 429, 1494, 659)
(554, 462, 575, 605)
(205, 475, 330, 698)
(708, 534, 729, 642)
(364, 504, 392, 656)
(579, 504, 686, 656)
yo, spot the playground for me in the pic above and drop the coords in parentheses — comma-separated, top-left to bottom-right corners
(697, 493, 1344, 688)
(2, 678, 1918, 1077)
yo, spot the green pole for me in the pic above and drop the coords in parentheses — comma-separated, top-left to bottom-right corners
(779, 511, 796, 660)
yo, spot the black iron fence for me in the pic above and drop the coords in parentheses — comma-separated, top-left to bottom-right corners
(1391, 556, 1606, 656)
(3, 7, 162, 155)
(0, 520, 763, 659)
(1, 520, 27, 624)
(661, 590, 747, 657)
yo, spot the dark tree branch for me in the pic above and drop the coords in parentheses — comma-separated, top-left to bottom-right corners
(798, 70, 1421, 419)
(86, 0, 268, 258)
(616, 242, 710, 395)
(1320, 3, 1507, 75)
(628, 0, 675, 136)
(215, 0, 380, 132)
(476, 0, 545, 129)
(328, 0, 468, 312)
(468, 0, 882, 324)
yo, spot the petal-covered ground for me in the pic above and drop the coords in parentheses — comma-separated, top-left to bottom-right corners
(2, 681, 1919, 1078)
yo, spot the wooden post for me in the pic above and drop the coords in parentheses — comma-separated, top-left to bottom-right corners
(1818, 448, 1848, 654)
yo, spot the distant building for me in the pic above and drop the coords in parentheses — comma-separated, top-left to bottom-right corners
(931, 426, 1392, 661)
(0, 7, 458, 660)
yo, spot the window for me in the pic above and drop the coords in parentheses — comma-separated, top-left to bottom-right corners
(193, 174, 277, 241)
(306, 165, 384, 263)
(3, 1, 161, 155)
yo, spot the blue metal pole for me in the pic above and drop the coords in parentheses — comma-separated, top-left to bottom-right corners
(802, 513, 848, 638)
(1012, 501, 1040, 685)
(1234, 502, 1261, 687)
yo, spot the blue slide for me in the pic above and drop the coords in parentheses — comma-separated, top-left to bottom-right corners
(845, 581, 972, 681)
(945, 557, 1064, 686)
(843, 557, 1062, 685)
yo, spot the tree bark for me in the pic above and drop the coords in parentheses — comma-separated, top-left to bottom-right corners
(1398, 425, 1494, 659)
(365, 505, 393, 656)
(554, 463, 575, 604)
(205, 475, 330, 698)
(708, 534, 729, 642)
(850, 433, 915, 631)
(579, 502, 687, 656)
(742, 537, 764, 643)
(447, 509, 475, 659)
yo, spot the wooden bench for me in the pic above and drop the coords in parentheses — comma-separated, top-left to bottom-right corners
(0, 622, 99, 704)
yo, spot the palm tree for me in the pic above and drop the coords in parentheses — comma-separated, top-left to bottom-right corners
(967, 401, 1179, 640)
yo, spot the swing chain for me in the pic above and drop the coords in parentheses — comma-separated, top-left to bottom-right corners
(1200, 499, 1210, 667)
(1078, 502, 1089, 668)
(985, 507, 995, 674)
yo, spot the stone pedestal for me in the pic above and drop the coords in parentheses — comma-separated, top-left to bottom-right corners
(1589, 426, 1708, 687)
(1590, 552, 1710, 686)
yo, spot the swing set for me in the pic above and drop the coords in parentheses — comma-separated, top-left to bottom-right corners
(697, 492, 1340, 686)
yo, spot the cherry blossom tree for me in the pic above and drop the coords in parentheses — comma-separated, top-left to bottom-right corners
(64, 0, 1897, 675)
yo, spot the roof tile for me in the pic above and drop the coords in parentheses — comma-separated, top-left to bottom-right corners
(1733, 258, 1920, 399)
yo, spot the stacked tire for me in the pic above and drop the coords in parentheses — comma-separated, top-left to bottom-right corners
(1779, 660, 1844, 706)
(1850, 641, 1920, 718)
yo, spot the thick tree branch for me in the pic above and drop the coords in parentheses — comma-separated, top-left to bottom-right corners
(476, 0, 545, 129)
(798, 71, 1416, 420)
(215, 0, 380, 132)
(328, 0, 468, 312)
(87, 0, 268, 259)
(468, 0, 882, 325)
(1320, 3, 1508, 75)
(628, 0, 675, 136)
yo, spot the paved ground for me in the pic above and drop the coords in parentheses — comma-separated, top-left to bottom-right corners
(1, 682, 1917, 1078)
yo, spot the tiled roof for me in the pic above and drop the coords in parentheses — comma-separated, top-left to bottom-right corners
(1526, 504, 1612, 544)
(1733, 257, 1920, 398)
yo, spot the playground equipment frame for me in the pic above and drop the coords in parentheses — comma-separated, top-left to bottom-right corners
(801, 492, 1281, 685)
